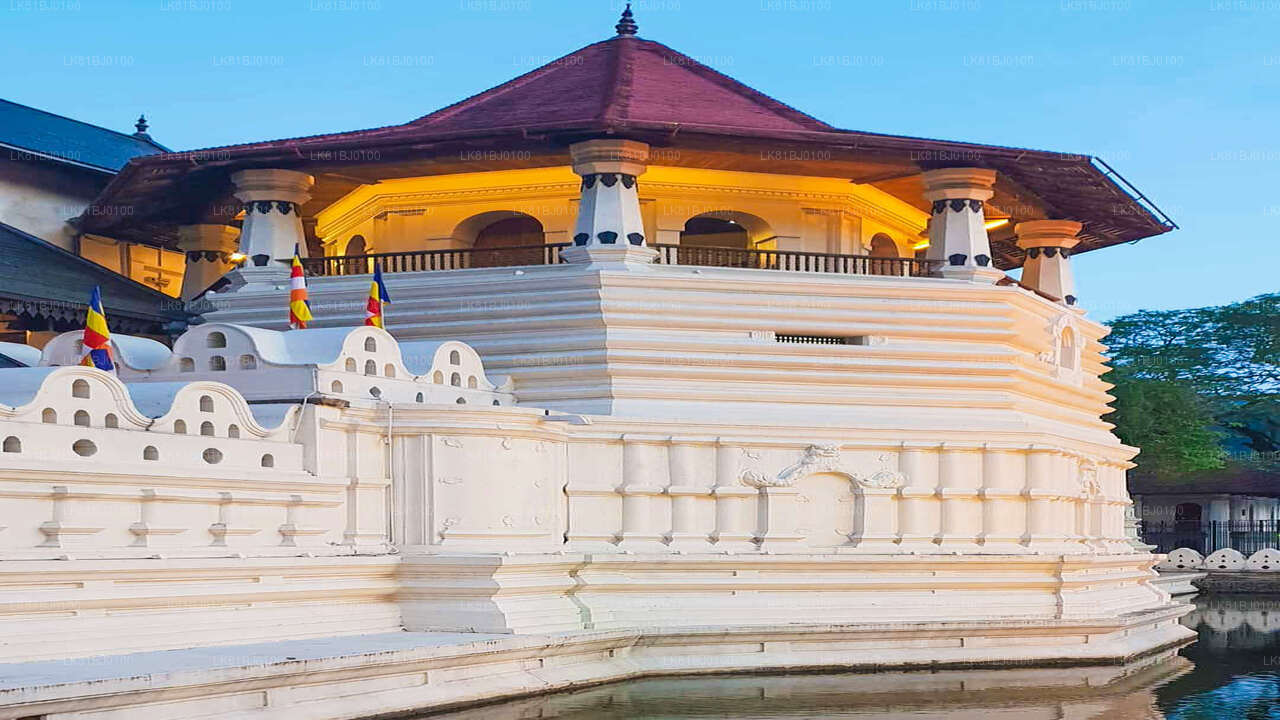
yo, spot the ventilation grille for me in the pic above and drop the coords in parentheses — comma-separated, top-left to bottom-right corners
(775, 334, 865, 346)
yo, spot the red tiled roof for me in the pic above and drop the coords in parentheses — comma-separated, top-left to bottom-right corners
(410, 37, 833, 135)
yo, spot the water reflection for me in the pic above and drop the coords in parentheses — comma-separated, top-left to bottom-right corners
(416, 594, 1280, 720)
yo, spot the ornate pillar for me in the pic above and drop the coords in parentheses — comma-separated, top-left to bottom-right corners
(230, 169, 314, 267)
(561, 139, 657, 264)
(1015, 220, 1082, 306)
(920, 167, 1004, 283)
(177, 224, 240, 300)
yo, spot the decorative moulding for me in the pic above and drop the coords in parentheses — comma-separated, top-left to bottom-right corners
(739, 444, 906, 489)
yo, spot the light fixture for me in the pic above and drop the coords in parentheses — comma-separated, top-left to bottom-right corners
(910, 240, 930, 251)
(984, 218, 1010, 231)
(228, 252, 247, 263)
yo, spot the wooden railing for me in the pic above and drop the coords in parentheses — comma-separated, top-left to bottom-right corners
(301, 243, 940, 279)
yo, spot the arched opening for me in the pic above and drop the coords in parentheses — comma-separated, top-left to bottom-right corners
(455, 212, 545, 268)
(1175, 502, 1202, 531)
(415, 392, 424, 403)
(261, 454, 275, 468)
(364, 359, 377, 376)
(345, 358, 357, 373)
(71, 379, 90, 399)
(433, 371, 444, 384)
(206, 332, 227, 349)
(384, 364, 396, 378)
(677, 211, 775, 268)
(240, 355, 257, 370)
(340, 236, 369, 275)
(227, 424, 240, 439)
(450, 372, 462, 387)
(868, 233, 904, 276)
(200, 421, 215, 437)
(199, 395, 214, 412)
(3, 436, 20, 453)
(73, 410, 90, 427)
(364, 337, 377, 352)
(1059, 327, 1078, 371)
(331, 380, 344, 393)
(104, 413, 118, 429)
(180, 358, 195, 373)
(209, 356, 226, 372)
(467, 376, 477, 389)
(41, 408, 57, 424)
(173, 419, 187, 434)
(449, 350, 460, 365)
(143, 445, 159, 461)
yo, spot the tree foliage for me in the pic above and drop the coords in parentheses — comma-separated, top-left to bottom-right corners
(1105, 293, 1278, 477)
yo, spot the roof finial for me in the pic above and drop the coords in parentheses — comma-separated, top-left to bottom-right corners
(134, 114, 149, 135)
(615, 2, 638, 36)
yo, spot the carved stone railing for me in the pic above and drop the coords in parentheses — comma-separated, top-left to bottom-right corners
(301, 243, 941, 278)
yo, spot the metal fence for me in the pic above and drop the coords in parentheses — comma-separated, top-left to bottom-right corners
(1142, 520, 1280, 555)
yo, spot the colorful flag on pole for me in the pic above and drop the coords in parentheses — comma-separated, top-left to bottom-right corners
(79, 286, 115, 371)
(289, 245, 313, 329)
(364, 263, 391, 328)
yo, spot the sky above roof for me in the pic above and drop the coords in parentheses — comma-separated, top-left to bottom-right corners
(2, 0, 1275, 321)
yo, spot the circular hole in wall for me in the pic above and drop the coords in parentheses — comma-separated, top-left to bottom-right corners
(202, 448, 223, 464)
(72, 439, 97, 457)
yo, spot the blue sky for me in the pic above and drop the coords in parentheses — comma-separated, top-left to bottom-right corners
(3, 0, 1276, 320)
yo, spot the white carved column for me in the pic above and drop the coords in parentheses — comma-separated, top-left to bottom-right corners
(230, 169, 314, 268)
(978, 443, 1027, 553)
(561, 139, 657, 264)
(617, 435, 669, 551)
(711, 441, 757, 551)
(177, 224, 240, 300)
(1016, 220, 1082, 306)
(935, 443, 983, 551)
(1023, 445, 1071, 552)
(920, 168, 1004, 283)
(896, 442, 942, 553)
(851, 486, 900, 554)
(755, 485, 806, 552)
(667, 438, 715, 551)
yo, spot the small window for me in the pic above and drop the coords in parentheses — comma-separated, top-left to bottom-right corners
(415, 392, 424, 403)
(260, 454, 274, 468)
(433, 371, 443, 384)
(72, 439, 97, 457)
(345, 358, 357, 373)
(240, 354, 257, 370)
(209, 356, 226, 372)
(450, 372, 461, 387)
(467, 376, 477, 389)
(71, 379, 90, 399)
(385, 364, 396, 378)
(199, 395, 214, 412)
(180, 358, 195, 373)
(173, 419, 187, 434)
(369, 386, 382, 399)
(227, 424, 240, 439)
(202, 448, 223, 464)
(104, 413, 118, 429)
(455, 397, 467, 405)
(492, 400, 501, 406)
(73, 410, 90, 427)
(331, 380, 344, 393)
(200, 421, 215, 437)
(2, 436, 20, 453)
(206, 331, 227, 349)
(364, 337, 377, 352)
(449, 350, 461, 365)
(364, 359, 377, 376)
(41, 408, 57, 424)
(143, 445, 159, 461)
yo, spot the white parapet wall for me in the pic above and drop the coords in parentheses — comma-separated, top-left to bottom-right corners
(0, 261, 1193, 682)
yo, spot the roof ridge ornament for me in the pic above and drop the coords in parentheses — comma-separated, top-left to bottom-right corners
(134, 114, 150, 137)
(615, 2, 638, 36)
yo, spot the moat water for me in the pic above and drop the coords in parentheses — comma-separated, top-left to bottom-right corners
(415, 593, 1280, 720)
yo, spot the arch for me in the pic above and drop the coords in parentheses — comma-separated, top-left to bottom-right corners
(104, 413, 118, 429)
(200, 421, 215, 437)
(340, 235, 370, 275)
(41, 408, 57, 424)
(450, 372, 462, 387)
(433, 370, 444, 384)
(206, 331, 227, 349)
(449, 350, 461, 365)
(73, 410, 90, 427)
(143, 445, 159, 461)
(180, 358, 195, 373)
(868, 233, 904, 276)
(453, 211, 546, 268)
(364, 337, 377, 352)
(492, 399, 501, 406)
(2, 436, 20, 453)
(680, 210, 774, 250)
(199, 395, 215, 412)
(345, 358, 358, 373)
(364, 359, 377, 376)
(71, 379, 90, 399)
(227, 424, 240, 439)
(260, 453, 275, 468)
(455, 397, 467, 404)
(415, 392, 424, 403)
(173, 419, 187, 434)
(330, 380, 344, 393)
(345, 235, 367, 256)
(1059, 326, 1079, 371)
(384, 364, 396, 378)
(240, 354, 257, 370)
(467, 375, 478, 389)
(209, 355, 226, 372)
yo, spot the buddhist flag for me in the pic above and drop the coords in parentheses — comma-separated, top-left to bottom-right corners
(364, 263, 391, 328)
(79, 286, 114, 372)
(289, 245, 313, 329)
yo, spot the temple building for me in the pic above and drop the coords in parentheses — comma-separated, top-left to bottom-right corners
(0, 8, 1191, 719)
